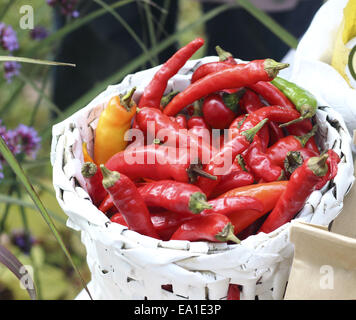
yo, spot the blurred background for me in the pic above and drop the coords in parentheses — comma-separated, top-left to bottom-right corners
(0, 0, 324, 300)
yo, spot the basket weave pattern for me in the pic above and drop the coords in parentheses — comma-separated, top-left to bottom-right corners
(50, 57, 354, 300)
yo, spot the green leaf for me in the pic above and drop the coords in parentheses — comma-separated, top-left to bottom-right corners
(0, 56, 76, 67)
(0, 136, 92, 300)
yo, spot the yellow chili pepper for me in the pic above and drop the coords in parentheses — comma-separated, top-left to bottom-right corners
(94, 87, 136, 165)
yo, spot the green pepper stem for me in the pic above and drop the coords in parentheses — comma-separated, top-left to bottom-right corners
(307, 154, 329, 177)
(161, 90, 180, 108)
(241, 118, 269, 143)
(120, 87, 136, 111)
(236, 154, 248, 172)
(215, 45, 233, 62)
(81, 162, 97, 178)
(294, 125, 318, 147)
(279, 105, 316, 128)
(189, 192, 212, 214)
(100, 164, 120, 189)
(215, 223, 241, 244)
(190, 166, 217, 181)
(264, 59, 290, 78)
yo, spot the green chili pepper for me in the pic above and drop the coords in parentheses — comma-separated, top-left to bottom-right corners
(271, 76, 318, 127)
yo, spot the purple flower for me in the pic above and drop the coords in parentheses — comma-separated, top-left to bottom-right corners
(0, 23, 19, 52)
(3, 60, 21, 82)
(11, 229, 36, 255)
(30, 26, 49, 41)
(47, 0, 80, 18)
(12, 124, 41, 159)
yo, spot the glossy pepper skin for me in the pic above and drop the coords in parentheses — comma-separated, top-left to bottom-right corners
(170, 213, 240, 244)
(111, 211, 193, 241)
(138, 180, 212, 215)
(259, 154, 329, 234)
(210, 157, 254, 198)
(138, 38, 204, 109)
(170, 114, 187, 129)
(244, 139, 285, 182)
(163, 59, 289, 116)
(81, 162, 107, 207)
(94, 88, 136, 165)
(197, 119, 268, 198)
(219, 181, 288, 234)
(202, 196, 264, 216)
(315, 150, 340, 190)
(100, 165, 159, 239)
(191, 61, 234, 83)
(266, 125, 318, 167)
(202, 94, 237, 129)
(136, 107, 215, 163)
(82, 142, 94, 163)
(105, 144, 211, 184)
(271, 76, 318, 126)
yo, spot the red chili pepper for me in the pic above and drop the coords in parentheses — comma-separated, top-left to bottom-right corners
(81, 162, 107, 206)
(283, 149, 319, 178)
(244, 139, 285, 182)
(136, 107, 215, 163)
(197, 119, 268, 198)
(268, 121, 285, 146)
(219, 181, 288, 234)
(163, 59, 289, 116)
(202, 94, 237, 129)
(138, 38, 204, 109)
(111, 211, 193, 241)
(248, 81, 319, 151)
(210, 156, 254, 198)
(202, 196, 264, 216)
(266, 125, 318, 167)
(100, 165, 159, 239)
(227, 284, 240, 300)
(98, 193, 115, 213)
(170, 114, 187, 129)
(239, 88, 264, 114)
(191, 61, 234, 83)
(105, 144, 215, 184)
(170, 213, 240, 243)
(315, 150, 340, 190)
(138, 180, 212, 215)
(259, 154, 329, 234)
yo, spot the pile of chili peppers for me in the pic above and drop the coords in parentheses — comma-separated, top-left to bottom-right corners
(81, 38, 340, 247)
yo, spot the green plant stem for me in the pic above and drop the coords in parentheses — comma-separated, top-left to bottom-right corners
(143, 1, 159, 66)
(40, 2, 233, 140)
(235, 0, 299, 49)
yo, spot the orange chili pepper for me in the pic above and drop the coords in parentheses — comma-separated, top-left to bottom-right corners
(218, 181, 288, 234)
(82, 142, 94, 163)
(93, 87, 136, 165)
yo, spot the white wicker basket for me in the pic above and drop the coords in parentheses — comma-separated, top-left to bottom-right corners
(50, 57, 354, 300)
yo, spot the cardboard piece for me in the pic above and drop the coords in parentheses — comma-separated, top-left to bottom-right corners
(285, 220, 356, 300)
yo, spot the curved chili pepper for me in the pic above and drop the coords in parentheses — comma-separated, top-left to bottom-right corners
(239, 88, 264, 114)
(266, 125, 318, 167)
(163, 59, 289, 117)
(197, 119, 268, 198)
(268, 121, 285, 146)
(170, 213, 240, 244)
(136, 107, 216, 163)
(202, 93, 237, 129)
(210, 156, 254, 198)
(259, 154, 329, 234)
(100, 165, 159, 239)
(219, 181, 288, 234)
(271, 77, 318, 127)
(191, 61, 234, 84)
(138, 38, 204, 109)
(81, 162, 107, 207)
(315, 150, 340, 190)
(245, 139, 285, 182)
(248, 81, 319, 151)
(202, 196, 264, 216)
(138, 180, 212, 215)
(93, 88, 137, 165)
(111, 211, 193, 241)
(105, 144, 215, 184)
